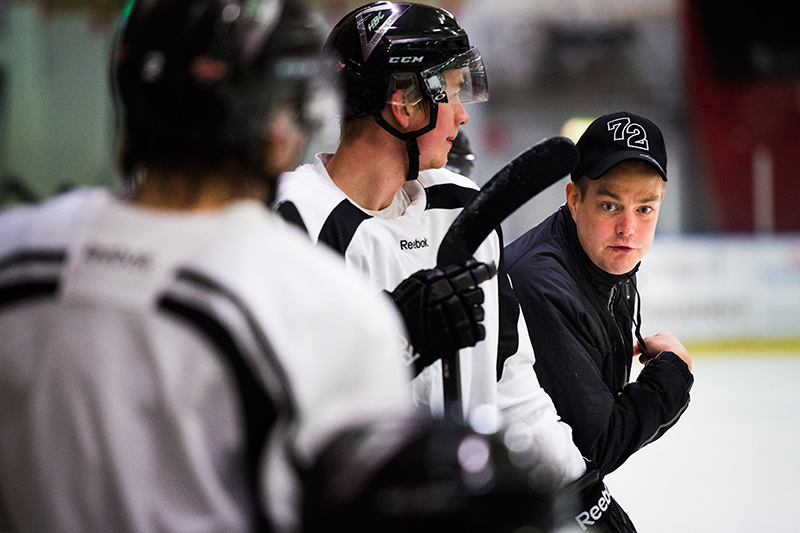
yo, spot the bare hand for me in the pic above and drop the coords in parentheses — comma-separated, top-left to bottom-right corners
(633, 331, 692, 371)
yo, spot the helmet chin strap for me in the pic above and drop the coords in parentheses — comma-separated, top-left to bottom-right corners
(372, 102, 439, 181)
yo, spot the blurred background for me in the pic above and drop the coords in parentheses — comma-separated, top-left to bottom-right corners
(0, 1, 798, 531)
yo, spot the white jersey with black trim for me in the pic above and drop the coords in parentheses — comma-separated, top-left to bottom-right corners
(276, 154, 586, 489)
(0, 188, 414, 533)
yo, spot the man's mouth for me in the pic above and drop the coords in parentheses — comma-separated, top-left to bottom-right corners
(609, 245, 635, 253)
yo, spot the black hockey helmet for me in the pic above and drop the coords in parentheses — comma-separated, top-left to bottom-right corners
(324, 1, 488, 180)
(111, 0, 339, 180)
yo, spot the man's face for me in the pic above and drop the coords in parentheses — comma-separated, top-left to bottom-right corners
(567, 162, 665, 275)
(416, 69, 469, 171)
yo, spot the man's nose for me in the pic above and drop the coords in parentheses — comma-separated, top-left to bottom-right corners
(616, 211, 635, 236)
(454, 102, 469, 126)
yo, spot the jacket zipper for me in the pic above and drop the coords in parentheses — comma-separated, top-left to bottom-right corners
(607, 282, 632, 387)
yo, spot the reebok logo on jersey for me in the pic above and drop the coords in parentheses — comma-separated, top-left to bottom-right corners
(400, 238, 429, 250)
(574, 486, 612, 530)
(83, 243, 152, 272)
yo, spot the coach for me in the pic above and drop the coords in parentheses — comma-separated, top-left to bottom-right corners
(505, 111, 695, 532)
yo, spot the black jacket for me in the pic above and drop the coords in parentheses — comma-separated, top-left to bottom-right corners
(505, 205, 693, 476)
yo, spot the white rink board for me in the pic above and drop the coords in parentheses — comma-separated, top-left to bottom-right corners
(636, 235, 800, 343)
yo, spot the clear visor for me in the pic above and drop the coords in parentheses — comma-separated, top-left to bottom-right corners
(421, 46, 488, 105)
(385, 46, 488, 108)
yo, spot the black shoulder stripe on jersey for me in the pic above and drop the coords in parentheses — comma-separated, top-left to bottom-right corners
(276, 201, 308, 234)
(159, 268, 297, 531)
(0, 249, 67, 271)
(159, 296, 273, 530)
(423, 183, 478, 210)
(495, 226, 521, 381)
(0, 280, 60, 309)
(317, 199, 372, 256)
(0, 250, 66, 309)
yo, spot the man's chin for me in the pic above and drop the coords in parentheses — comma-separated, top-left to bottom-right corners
(599, 257, 641, 276)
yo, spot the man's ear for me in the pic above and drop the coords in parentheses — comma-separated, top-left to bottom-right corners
(387, 89, 412, 130)
(566, 180, 580, 215)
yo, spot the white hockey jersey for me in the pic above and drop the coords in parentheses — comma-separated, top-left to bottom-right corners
(0, 188, 414, 532)
(276, 153, 586, 489)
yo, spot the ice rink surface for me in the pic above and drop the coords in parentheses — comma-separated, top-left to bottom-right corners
(604, 352, 800, 532)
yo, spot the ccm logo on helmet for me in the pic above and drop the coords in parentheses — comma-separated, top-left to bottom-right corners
(389, 56, 424, 64)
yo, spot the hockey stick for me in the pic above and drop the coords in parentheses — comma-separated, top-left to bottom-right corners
(436, 136, 580, 423)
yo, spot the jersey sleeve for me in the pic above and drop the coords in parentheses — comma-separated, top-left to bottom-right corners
(495, 271, 587, 491)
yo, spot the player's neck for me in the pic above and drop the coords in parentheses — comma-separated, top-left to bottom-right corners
(129, 168, 268, 211)
(326, 132, 409, 211)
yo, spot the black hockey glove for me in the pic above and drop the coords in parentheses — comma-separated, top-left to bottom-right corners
(389, 259, 496, 377)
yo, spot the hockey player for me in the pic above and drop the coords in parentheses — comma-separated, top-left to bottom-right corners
(274, 0, 586, 495)
(505, 111, 695, 531)
(0, 0, 576, 531)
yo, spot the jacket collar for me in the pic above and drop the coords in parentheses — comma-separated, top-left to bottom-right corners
(556, 204, 640, 292)
(555, 204, 653, 362)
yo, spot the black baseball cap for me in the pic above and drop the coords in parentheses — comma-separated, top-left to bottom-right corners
(571, 111, 667, 182)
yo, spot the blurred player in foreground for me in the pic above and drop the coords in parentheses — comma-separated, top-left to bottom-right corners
(0, 0, 404, 529)
(275, 0, 587, 504)
(505, 111, 695, 531)
(0, 0, 588, 531)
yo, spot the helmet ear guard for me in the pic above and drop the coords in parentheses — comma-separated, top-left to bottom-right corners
(386, 73, 424, 108)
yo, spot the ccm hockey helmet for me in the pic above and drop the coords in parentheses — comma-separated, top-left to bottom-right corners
(324, 1, 488, 180)
(111, 0, 339, 178)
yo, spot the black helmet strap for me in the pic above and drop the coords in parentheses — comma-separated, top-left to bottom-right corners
(371, 101, 439, 181)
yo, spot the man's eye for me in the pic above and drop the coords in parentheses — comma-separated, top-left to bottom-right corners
(601, 203, 615, 212)
(640, 206, 653, 214)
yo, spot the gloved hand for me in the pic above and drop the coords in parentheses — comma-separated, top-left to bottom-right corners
(389, 259, 496, 376)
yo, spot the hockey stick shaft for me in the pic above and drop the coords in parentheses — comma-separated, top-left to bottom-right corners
(438, 136, 580, 266)
(437, 136, 580, 423)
